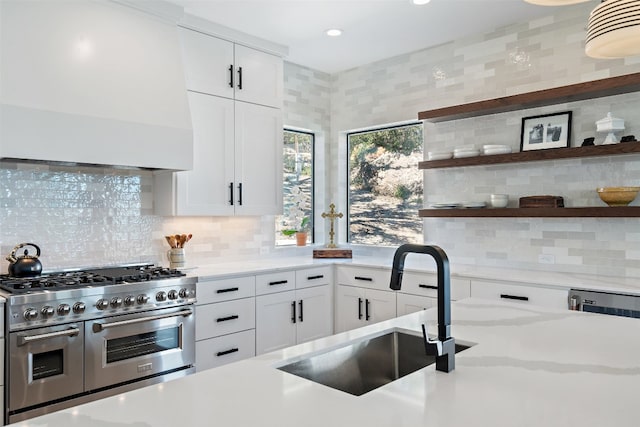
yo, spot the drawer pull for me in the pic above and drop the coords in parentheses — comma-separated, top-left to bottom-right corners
(500, 294, 529, 302)
(307, 275, 324, 280)
(217, 287, 239, 294)
(216, 348, 239, 357)
(355, 276, 373, 282)
(419, 284, 438, 290)
(269, 280, 288, 286)
(216, 315, 239, 323)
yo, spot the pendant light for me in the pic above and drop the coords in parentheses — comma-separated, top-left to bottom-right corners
(523, 0, 590, 5)
(586, 0, 640, 58)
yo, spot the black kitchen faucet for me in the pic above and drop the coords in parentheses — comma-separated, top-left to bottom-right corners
(390, 244, 456, 373)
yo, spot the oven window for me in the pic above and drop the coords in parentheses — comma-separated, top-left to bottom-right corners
(106, 327, 179, 363)
(33, 349, 64, 380)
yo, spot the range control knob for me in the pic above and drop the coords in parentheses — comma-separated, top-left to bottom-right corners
(41, 306, 55, 318)
(110, 297, 123, 308)
(124, 295, 136, 306)
(167, 290, 179, 300)
(23, 308, 38, 321)
(137, 294, 149, 305)
(96, 299, 110, 310)
(156, 291, 167, 302)
(73, 302, 86, 314)
(57, 304, 71, 316)
(178, 288, 193, 299)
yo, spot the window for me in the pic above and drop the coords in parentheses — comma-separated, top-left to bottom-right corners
(276, 129, 314, 246)
(347, 123, 423, 246)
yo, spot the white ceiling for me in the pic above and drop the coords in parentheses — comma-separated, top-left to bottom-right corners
(168, 0, 559, 74)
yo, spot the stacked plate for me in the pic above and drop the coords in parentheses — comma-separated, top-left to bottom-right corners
(461, 201, 486, 209)
(482, 145, 511, 155)
(431, 202, 461, 209)
(453, 147, 480, 158)
(427, 151, 453, 161)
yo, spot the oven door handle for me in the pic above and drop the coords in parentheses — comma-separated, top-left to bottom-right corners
(92, 309, 193, 333)
(17, 327, 80, 346)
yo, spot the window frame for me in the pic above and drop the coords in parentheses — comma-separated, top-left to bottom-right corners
(345, 121, 423, 245)
(278, 127, 316, 246)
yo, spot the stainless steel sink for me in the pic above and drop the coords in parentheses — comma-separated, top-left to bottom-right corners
(277, 330, 471, 396)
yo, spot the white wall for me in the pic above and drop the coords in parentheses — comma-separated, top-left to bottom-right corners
(328, 3, 640, 278)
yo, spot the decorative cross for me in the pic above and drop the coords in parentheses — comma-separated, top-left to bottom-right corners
(321, 203, 343, 249)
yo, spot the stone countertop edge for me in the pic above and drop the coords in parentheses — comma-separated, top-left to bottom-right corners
(189, 255, 640, 296)
(8, 299, 640, 427)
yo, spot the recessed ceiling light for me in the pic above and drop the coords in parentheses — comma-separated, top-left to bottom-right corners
(326, 29, 343, 37)
(412, 0, 431, 5)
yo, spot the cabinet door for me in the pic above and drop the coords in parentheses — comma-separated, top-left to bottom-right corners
(234, 102, 283, 215)
(365, 289, 396, 324)
(335, 285, 366, 333)
(255, 291, 297, 355)
(397, 293, 435, 317)
(234, 45, 283, 108)
(174, 92, 235, 215)
(179, 27, 235, 98)
(296, 285, 333, 344)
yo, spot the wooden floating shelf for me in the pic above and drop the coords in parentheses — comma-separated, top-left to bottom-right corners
(418, 72, 640, 123)
(419, 143, 640, 170)
(419, 207, 640, 218)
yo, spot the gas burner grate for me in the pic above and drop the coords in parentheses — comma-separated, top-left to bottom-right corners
(0, 265, 186, 294)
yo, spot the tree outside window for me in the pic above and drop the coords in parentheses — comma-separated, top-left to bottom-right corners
(348, 123, 423, 246)
(276, 129, 314, 246)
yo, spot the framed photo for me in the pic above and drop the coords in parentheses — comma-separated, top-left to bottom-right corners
(520, 111, 572, 152)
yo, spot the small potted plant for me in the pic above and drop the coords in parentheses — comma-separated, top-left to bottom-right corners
(282, 185, 310, 246)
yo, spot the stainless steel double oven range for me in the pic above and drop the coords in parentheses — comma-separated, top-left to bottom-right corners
(1, 265, 197, 424)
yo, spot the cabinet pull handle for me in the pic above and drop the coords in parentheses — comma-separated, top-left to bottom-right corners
(229, 182, 234, 206)
(299, 300, 304, 322)
(500, 294, 529, 302)
(217, 348, 239, 357)
(237, 66, 243, 90)
(216, 287, 239, 294)
(269, 280, 288, 286)
(355, 276, 373, 282)
(419, 284, 438, 290)
(291, 301, 296, 324)
(216, 315, 239, 323)
(238, 182, 243, 205)
(365, 298, 371, 321)
(228, 64, 234, 88)
(358, 297, 363, 319)
(307, 275, 324, 280)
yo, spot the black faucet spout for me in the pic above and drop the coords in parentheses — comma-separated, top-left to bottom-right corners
(390, 244, 455, 372)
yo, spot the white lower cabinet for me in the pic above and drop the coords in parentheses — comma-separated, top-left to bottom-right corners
(471, 279, 569, 309)
(255, 267, 333, 355)
(335, 285, 396, 333)
(195, 276, 256, 372)
(396, 292, 435, 316)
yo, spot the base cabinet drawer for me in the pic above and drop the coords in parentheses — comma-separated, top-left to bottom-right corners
(336, 266, 391, 291)
(196, 329, 255, 372)
(471, 280, 568, 309)
(255, 271, 296, 295)
(195, 298, 255, 341)
(401, 272, 470, 300)
(196, 276, 256, 304)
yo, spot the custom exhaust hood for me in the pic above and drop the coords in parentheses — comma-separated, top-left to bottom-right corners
(0, 0, 193, 171)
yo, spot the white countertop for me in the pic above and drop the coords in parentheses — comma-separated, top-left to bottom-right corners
(191, 254, 640, 295)
(12, 298, 640, 427)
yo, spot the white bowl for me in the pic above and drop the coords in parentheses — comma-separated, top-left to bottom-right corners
(453, 149, 480, 158)
(489, 194, 509, 208)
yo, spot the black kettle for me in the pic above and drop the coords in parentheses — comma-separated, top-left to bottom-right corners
(6, 243, 43, 277)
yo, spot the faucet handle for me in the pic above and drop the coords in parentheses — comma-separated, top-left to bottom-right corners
(421, 323, 443, 356)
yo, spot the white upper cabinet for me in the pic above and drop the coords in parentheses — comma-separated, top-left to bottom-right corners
(179, 28, 235, 99)
(233, 45, 283, 108)
(178, 27, 282, 108)
(155, 26, 284, 216)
